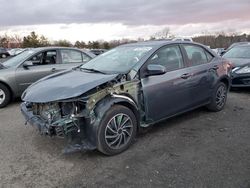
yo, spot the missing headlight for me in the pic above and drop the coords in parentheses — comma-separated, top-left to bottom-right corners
(60, 102, 85, 117)
(61, 102, 74, 116)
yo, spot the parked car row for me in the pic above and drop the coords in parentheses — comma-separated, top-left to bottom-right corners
(1, 40, 248, 155)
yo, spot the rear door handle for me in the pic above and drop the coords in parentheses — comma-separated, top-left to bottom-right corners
(51, 68, 56, 72)
(181, 73, 191, 79)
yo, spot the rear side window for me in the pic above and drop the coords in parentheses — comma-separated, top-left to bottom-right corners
(183, 45, 211, 66)
(61, 50, 84, 64)
(149, 45, 184, 71)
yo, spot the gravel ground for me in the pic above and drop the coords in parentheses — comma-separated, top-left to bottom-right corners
(0, 90, 250, 188)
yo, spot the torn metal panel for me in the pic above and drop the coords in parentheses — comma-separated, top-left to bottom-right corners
(84, 79, 141, 111)
(21, 75, 143, 154)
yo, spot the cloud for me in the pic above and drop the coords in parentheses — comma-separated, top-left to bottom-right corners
(0, 0, 249, 26)
(0, 0, 249, 42)
(1, 20, 250, 43)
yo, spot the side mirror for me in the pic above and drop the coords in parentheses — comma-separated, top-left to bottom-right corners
(146, 64, 166, 76)
(23, 61, 33, 69)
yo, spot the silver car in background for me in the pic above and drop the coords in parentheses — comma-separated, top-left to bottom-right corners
(0, 47, 95, 107)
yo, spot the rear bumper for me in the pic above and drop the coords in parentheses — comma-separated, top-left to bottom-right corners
(231, 73, 250, 87)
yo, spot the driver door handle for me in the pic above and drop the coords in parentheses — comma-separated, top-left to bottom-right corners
(181, 73, 191, 79)
(51, 68, 57, 72)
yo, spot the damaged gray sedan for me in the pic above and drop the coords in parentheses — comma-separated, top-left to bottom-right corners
(21, 41, 231, 155)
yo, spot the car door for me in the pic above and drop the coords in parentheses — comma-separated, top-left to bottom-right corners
(181, 44, 217, 106)
(54, 49, 92, 71)
(141, 44, 195, 122)
(15, 50, 59, 93)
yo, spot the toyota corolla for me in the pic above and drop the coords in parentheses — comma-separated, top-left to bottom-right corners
(21, 41, 231, 155)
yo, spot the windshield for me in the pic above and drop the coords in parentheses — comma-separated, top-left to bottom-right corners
(81, 46, 153, 74)
(223, 46, 250, 59)
(2, 50, 35, 67)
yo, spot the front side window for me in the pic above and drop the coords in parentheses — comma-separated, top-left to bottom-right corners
(61, 50, 84, 64)
(28, 50, 57, 65)
(183, 45, 209, 66)
(148, 45, 184, 71)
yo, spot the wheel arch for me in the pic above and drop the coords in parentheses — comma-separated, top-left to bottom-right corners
(94, 94, 140, 126)
(88, 94, 140, 146)
(0, 80, 14, 99)
(219, 76, 231, 90)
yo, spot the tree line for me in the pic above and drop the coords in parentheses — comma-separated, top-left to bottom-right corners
(0, 31, 250, 50)
(193, 33, 250, 49)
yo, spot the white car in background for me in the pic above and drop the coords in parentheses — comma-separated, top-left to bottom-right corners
(8, 48, 26, 56)
(172, 37, 193, 42)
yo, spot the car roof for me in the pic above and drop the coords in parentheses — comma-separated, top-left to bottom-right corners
(32, 46, 83, 51)
(120, 40, 203, 48)
(28, 47, 96, 58)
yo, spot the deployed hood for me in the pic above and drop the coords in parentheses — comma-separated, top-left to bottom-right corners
(22, 69, 119, 103)
(226, 58, 250, 67)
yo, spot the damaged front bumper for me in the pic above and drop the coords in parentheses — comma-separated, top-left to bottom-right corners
(231, 72, 250, 87)
(20, 102, 96, 153)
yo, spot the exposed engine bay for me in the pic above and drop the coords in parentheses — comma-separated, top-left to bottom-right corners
(22, 74, 142, 153)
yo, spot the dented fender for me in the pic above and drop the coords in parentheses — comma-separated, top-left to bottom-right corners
(86, 93, 139, 146)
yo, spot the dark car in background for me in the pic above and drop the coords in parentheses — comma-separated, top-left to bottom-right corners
(227, 42, 250, 51)
(0, 47, 95, 107)
(223, 44, 250, 87)
(21, 41, 231, 155)
(0, 48, 10, 58)
(90, 49, 108, 55)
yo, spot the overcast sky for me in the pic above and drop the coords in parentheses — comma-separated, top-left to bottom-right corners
(0, 0, 250, 42)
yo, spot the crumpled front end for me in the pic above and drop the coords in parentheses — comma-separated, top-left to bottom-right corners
(21, 100, 96, 153)
(21, 77, 142, 154)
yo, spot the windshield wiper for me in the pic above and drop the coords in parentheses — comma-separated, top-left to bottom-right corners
(80, 68, 106, 74)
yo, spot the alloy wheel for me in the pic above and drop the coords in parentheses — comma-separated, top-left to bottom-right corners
(215, 85, 226, 109)
(105, 113, 133, 150)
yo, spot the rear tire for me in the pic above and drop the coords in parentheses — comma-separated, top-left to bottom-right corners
(97, 105, 137, 155)
(0, 83, 11, 108)
(206, 82, 228, 112)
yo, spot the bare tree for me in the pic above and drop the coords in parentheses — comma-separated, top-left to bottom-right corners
(151, 27, 174, 39)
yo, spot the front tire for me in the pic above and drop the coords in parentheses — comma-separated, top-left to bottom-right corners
(207, 82, 228, 112)
(0, 83, 11, 108)
(97, 105, 137, 155)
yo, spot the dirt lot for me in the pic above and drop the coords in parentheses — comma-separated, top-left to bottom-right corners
(0, 90, 250, 188)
